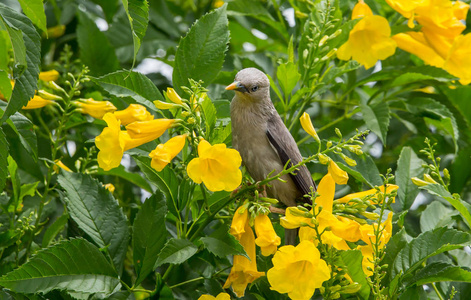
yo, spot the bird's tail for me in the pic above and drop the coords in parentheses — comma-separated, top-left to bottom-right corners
(284, 228, 299, 245)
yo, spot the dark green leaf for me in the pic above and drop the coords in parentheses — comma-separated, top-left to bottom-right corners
(413, 262, 471, 285)
(58, 172, 130, 274)
(419, 184, 471, 229)
(17, 0, 47, 34)
(77, 10, 119, 76)
(134, 156, 179, 216)
(330, 151, 383, 187)
(420, 201, 457, 232)
(93, 70, 162, 110)
(391, 72, 450, 87)
(133, 192, 168, 286)
(6, 109, 37, 161)
(121, 0, 149, 67)
(392, 227, 471, 280)
(173, 4, 229, 92)
(338, 250, 370, 300)
(96, 165, 153, 193)
(200, 224, 246, 258)
(360, 101, 390, 145)
(42, 213, 69, 248)
(0, 238, 120, 296)
(0, 127, 8, 191)
(0, 3, 40, 122)
(393, 147, 424, 211)
(91, 0, 119, 23)
(154, 238, 198, 268)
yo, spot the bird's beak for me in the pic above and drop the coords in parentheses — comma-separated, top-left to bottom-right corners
(225, 81, 248, 93)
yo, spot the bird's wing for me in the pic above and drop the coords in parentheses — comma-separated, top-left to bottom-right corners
(266, 114, 316, 200)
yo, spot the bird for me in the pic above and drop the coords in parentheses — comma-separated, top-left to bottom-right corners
(226, 67, 316, 245)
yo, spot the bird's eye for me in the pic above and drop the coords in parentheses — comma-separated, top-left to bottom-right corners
(251, 86, 259, 92)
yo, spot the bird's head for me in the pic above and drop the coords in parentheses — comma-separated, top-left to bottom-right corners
(225, 68, 270, 103)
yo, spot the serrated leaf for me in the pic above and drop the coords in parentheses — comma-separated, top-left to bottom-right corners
(77, 10, 119, 76)
(42, 213, 69, 248)
(0, 127, 8, 191)
(338, 250, 370, 300)
(58, 172, 130, 274)
(200, 224, 246, 258)
(17, 0, 47, 34)
(277, 62, 300, 96)
(93, 70, 162, 110)
(133, 192, 168, 286)
(0, 4, 40, 122)
(173, 4, 229, 92)
(0, 70, 11, 100)
(419, 183, 471, 229)
(393, 147, 424, 211)
(134, 156, 179, 216)
(154, 238, 198, 268)
(413, 262, 471, 285)
(0, 238, 120, 295)
(420, 201, 457, 232)
(5, 108, 37, 161)
(392, 227, 471, 280)
(121, 0, 149, 68)
(360, 101, 390, 145)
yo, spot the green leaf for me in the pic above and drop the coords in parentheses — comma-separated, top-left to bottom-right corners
(154, 238, 198, 268)
(17, 0, 47, 34)
(173, 4, 229, 92)
(419, 183, 471, 229)
(360, 101, 390, 145)
(329, 151, 383, 187)
(338, 250, 370, 300)
(121, 0, 149, 68)
(77, 10, 119, 76)
(134, 156, 179, 216)
(412, 262, 471, 285)
(0, 31, 11, 70)
(0, 238, 120, 296)
(5, 109, 38, 161)
(393, 147, 424, 211)
(0, 127, 8, 192)
(200, 224, 246, 258)
(91, 0, 119, 23)
(133, 192, 168, 286)
(42, 213, 69, 248)
(96, 165, 152, 193)
(277, 62, 300, 96)
(7, 155, 20, 211)
(0, 70, 11, 100)
(392, 227, 471, 280)
(201, 95, 217, 138)
(405, 97, 459, 151)
(57, 172, 130, 274)
(391, 72, 450, 87)
(420, 201, 457, 232)
(93, 70, 162, 110)
(0, 4, 40, 122)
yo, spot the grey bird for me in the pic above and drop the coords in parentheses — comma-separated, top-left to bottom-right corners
(226, 67, 316, 245)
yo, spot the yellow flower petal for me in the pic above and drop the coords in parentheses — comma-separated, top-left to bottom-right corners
(299, 112, 320, 142)
(335, 184, 398, 204)
(74, 98, 117, 119)
(229, 206, 249, 241)
(337, 15, 396, 69)
(95, 113, 125, 171)
(113, 104, 154, 125)
(328, 160, 349, 185)
(254, 214, 281, 256)
(154, 100, 181, 110)
(39, 70, 60, 82)
(393, 32, 445, 68)
(166, 88, 183, 105)
(149, 134, 187, 171)
(126, 119, 174, 140)
(22, 95, 53, 109)
(352, 0, 373, 20)
(444, 33, 471, 85)
(315, 173, 335, 213)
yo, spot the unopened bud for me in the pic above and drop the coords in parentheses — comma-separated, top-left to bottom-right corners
(342, 156, 357, 167)
(330, 29, 342, 39)
(37, 90, 63, 101)
(361, 211, 379, 220)
(319, 35, 329, 47)
(411, 177, 429, 187)
(321, 48, 338, 61)
(303, 49, 309, 60)
(295, 10, 308, 18)
(187, 117, 196, 124)
(340, 282, 361, 294)
(423, 174, 438, 184)
(443, 168, 450, 181)
(260, 197, 279, 204)
(318, 153, 330, 165)
(326, 141, 333, 148)
(331, 292, 341, 299)
(153, 100, 181, 110)
(335, 128, 342, 138)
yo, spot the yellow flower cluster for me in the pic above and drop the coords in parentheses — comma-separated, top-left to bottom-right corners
(280, 165, 397, 278)
(338, 0, 397, 69)
(389, 0, 471, 84)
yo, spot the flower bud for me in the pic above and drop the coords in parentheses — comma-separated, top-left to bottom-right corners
(318, 153, 330, 165)
(166, 88, 183, 104)
(153, 100, 181, 110)
(319, 35, 329, 47)
(295, 10, 308, 18)
(300, 112, 320, 142)
(340, 282, 361, 294)
(411, 177, 429, 187)
(423, 174, 438, 184)
(37, 90, 63, 101)
(342, 155, 357, 167)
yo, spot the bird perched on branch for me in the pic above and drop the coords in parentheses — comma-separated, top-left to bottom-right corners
(226, 67, 316, 245)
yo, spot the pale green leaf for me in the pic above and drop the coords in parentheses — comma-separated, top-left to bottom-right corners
(277, 62, 300, 97)
(0, 128, 8, 192)
(201, 96, 217, 138)
(360, 101, 390, 145)
(0, 70, 11, 100)
(58, 172, 130, 274)
(338, 250, 370, 300)
(413, 262, 471, 285)
(420, 201, 457, 232)
(0, 238, 120, 296)
(121, 0, 149, 67)
(173, 4, 229, 92)
(17, 0, 47, 34)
